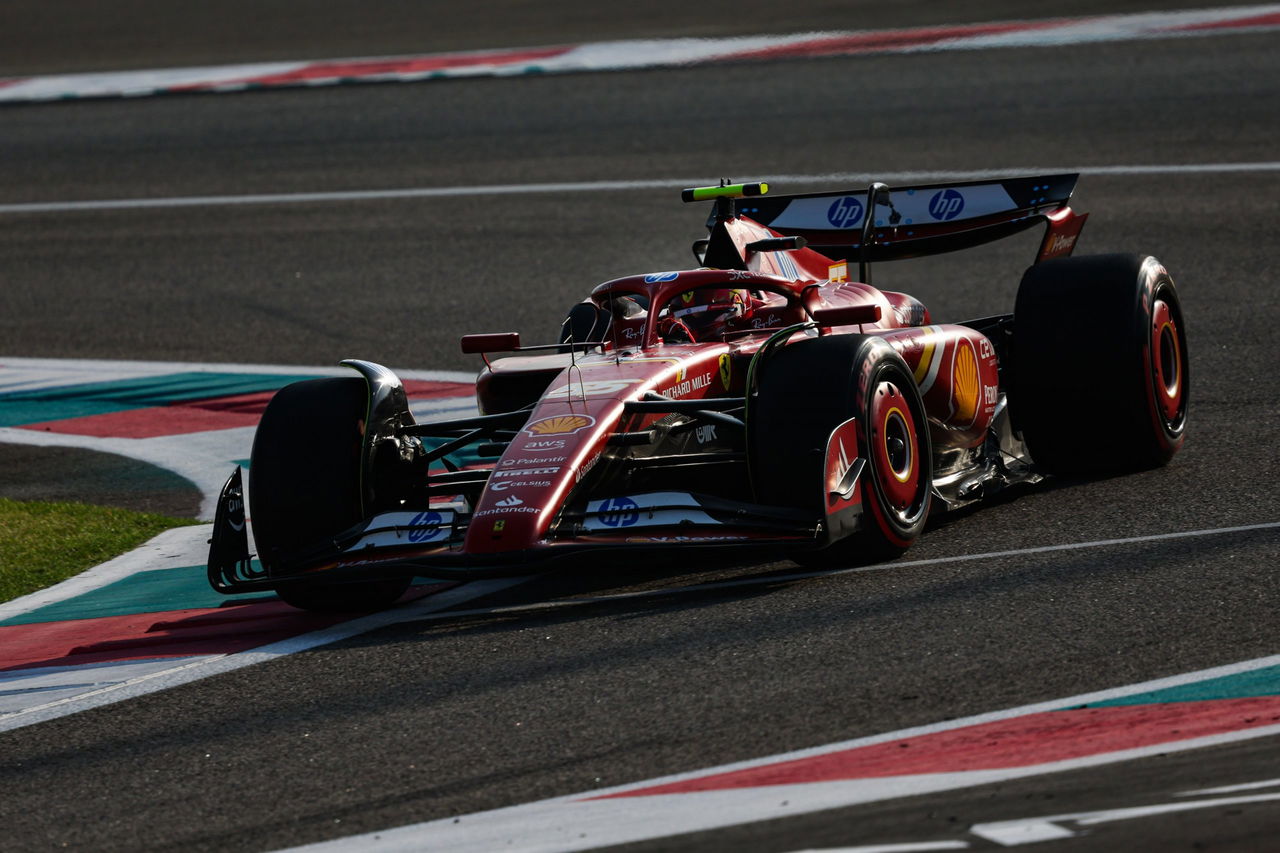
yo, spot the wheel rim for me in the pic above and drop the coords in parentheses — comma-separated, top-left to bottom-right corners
(870, 380, 922, 517)
(1151, 297, 1185, 425)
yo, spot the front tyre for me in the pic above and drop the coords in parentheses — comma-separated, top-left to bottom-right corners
(1012, 254, 1189, 475)
(751, 334, 932, 565)
(250, 377, 411, 612)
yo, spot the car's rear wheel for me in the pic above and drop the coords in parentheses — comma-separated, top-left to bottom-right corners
(1012, 253, 1188, 475)
(250, 377, 411, 612)
(751, 334, 932, 565)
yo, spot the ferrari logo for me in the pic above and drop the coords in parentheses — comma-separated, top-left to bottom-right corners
(493, 520, 506, 532)
(718, 353, 732, 390)
(676, 365, 686, 383)
(681, 291, 695, 304)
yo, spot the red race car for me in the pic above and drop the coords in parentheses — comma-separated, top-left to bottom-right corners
(209, 175, 1188, 611)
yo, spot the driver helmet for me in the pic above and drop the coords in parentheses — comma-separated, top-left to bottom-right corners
(666, 288, 752, 341)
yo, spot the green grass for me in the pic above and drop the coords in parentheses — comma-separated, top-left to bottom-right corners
(0, 498, 200, 604)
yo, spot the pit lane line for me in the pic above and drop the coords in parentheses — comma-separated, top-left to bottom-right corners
(1, 161, 1279, 215)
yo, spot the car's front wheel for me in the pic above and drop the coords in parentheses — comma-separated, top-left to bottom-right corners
(750, 334, 932, 565)
(250, 377, 411, 612)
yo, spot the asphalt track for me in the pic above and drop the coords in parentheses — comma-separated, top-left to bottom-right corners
(1, 3, 1279, 851)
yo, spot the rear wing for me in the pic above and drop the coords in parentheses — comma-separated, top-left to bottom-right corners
(694, 174, 1088, 281)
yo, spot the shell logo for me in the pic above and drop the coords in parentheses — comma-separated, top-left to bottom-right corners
(524, 414, 596, 437)
(952, 339, 979, 425)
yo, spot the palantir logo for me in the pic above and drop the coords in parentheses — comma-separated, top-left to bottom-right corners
(407, 510, 443, 543)
(928, 189, 965, 220)
(826, 196, 864, 229)
(598, 497, 640, 528)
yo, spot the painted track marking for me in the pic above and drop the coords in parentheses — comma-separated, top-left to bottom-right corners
(264, 521, 1277, 851)
(787, 844, 970, 852)
(351, 521, 1280, 626)
(3, 162, 1280, 215)
(969, 791, 1280, 845)
(2, 5, 1278, 103)
(0, 356, 476, 518)
(3, 518, 1274, 734)
(278, 651, 1280, 852)
(0, 575, 525, 733)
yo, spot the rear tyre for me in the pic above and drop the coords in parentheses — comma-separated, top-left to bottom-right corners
(250, 377, 411, 612)
(751, 335, 932, 565)
(1012, 254, 1188, 475)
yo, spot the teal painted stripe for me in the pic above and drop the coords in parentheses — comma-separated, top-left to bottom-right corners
(0, 372, 317, 427)
(1070, 666, 1280, 708)
(0, 564, 258, 625)
(3, 560, 455, 626)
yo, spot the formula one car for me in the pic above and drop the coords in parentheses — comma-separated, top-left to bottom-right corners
(209, 174, 1188, 612)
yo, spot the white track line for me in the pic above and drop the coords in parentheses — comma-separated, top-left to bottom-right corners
(3, 162, 1280, 215)
(1181, 777, 1280, 795)
(789, 844, 970, 853)
(969, 792, 1280, 844)
(346, 520, 1280, 626)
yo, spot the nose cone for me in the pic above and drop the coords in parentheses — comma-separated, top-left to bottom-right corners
(463, 407, 610, 555)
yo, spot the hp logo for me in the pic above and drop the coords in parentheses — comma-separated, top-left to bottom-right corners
(407, 510, 443, 543)
(928, 189, 965, 221)
(826, 196, 864, 229)
(644, 272, 680, 283)
(598, 497, 640, 528)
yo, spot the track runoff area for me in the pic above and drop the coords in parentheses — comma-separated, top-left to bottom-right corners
(2, 6, 1279, 852)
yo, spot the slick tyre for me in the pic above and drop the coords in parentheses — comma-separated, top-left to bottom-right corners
(751, 334, 932, 565)
(1012, 254, 1188, 475)
(250, 377, 411, 612)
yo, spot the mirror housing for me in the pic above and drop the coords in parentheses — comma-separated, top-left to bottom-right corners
(811, 304, 881, 327)
(460, 332, 521, 354)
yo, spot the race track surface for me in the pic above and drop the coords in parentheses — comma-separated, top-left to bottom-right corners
(1, 2, 1278, 850)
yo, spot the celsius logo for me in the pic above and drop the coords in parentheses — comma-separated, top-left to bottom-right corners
(406, 510, 443, 543)
(598, 496, 640, 528)
(826, 196, 864, 229)
(644, 271, 680, 283)
(928, 189, 965, 220)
